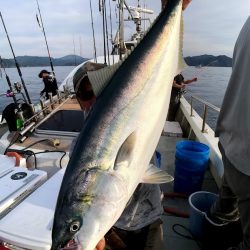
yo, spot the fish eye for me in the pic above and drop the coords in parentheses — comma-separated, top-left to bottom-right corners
(70, 221, 80, 233)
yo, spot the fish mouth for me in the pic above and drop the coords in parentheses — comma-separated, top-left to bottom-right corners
(51, 239, 81, 250)
(60, 239, 81, 250)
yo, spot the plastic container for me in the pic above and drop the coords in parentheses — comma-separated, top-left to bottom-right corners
(155, 151, 161, 168)
(188, 191, 218, 239)
(174, 141, 210, 195)
(0, 167, 47, 217)
(0, 168, 65, 250)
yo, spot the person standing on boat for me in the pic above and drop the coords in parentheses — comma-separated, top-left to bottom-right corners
(38, 69, 58, 100)
(73, 62, 103, 119)
(164, 0, 196, 121)
(167, 73, 197, 121)
(209, 16, 250, 250)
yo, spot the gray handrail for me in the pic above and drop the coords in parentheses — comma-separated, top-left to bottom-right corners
(190, 95, 220, 133)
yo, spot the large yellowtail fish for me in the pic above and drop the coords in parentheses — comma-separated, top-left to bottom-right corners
(51, 0, 185, 249)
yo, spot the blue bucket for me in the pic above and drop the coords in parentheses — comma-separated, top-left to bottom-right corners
(174, 141, 210, 195)
(189, 191, 218, 239)
(155, 151, 161, 168)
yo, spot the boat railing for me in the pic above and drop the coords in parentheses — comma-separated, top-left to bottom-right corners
(190, 95, 220, 133)
(15, 87, 73, 142)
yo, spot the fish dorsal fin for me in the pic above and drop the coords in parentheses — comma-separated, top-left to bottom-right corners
(87, 61, 122, 97)
(114, 132, 136, 170)
(177, 14, 187, 72)
(142, 164, 174, 184)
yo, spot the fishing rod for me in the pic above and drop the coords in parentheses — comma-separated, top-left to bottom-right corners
(36, 0, 57, 81)
(90, 0, 97, 63)
(0, 12, 32, 104)
(195, 60, 218, 76)
(100, 0, 108, 65)
(0, 56, 18, 105)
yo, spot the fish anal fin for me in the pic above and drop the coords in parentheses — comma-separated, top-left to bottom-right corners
(114, 132, 136, 170)
(142, 164, 174, 184)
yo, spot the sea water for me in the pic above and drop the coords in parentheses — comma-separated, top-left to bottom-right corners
(183, 66, 231, 129)
(0, 66, 75, 113)
(0, 66, 231, 129)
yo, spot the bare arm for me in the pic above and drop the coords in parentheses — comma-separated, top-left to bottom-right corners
(94, 238, 105, 250)
(172, 80, 185, 89)
(184, 77, 197, 85)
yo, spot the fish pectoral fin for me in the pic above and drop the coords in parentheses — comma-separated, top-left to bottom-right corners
(141, 164, 174, 184)
(114, 132, 136, 170)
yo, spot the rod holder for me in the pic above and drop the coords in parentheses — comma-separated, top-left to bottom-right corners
(63, 86, 67, 99)
(40, 99, 46, 117)
(19, 122, 36, 136)
(19, 136, 27, 143)
(49, 92, 54, 109)
(28, 103, 36, 120)
(57, 90, 61, 104)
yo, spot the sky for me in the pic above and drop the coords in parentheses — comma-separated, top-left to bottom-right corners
(0, 0, 250, 59)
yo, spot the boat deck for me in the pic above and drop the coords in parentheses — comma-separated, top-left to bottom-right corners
(156, 134, 218, 250)
(0, 97, 219, 249)
(5, 97, 81, 150)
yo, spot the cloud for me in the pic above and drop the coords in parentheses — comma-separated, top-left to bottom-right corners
(1, 0, 250, 58)
(183, 0, 250, 57)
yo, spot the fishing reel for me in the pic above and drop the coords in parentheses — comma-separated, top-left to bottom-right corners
(47, 74, 55, 82)
(180, 89, 187, 95)
(14, 82, 22, 93)
(177, 89, 187, 100)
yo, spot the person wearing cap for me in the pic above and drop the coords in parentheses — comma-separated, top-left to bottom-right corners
(167, 73, 197, 121)
(73, 62, 105, 119)
(38, 69, 58, 100)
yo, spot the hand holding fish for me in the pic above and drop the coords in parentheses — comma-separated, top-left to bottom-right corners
(161, 0, 192, 11)
(182, 0, 192, 10)
(94, 238, 105, 250)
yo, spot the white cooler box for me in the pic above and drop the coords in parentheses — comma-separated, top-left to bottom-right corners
(0, 155, 16, 177)
(162, 121, 183, 137)
(0, 167, 47, 218)
(0, 168, 65, 250)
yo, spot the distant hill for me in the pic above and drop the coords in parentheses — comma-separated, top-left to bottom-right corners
(184, 54, 232, 67)
(1, 54, 232, 68)
(1, 55, 89, 68)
